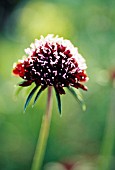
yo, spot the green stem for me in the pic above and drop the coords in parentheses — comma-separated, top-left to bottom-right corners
(98, 85, 115, 170)
(31, 86, 53, 170)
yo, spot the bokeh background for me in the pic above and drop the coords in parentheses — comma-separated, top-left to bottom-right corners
(0, 0, 115, 170)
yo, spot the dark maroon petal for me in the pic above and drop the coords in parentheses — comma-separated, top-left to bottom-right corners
(55, 86, 65, 95)
(75, 71, 88, 82)
(72, 83, 88, 91)
(18, 80, 33, 87)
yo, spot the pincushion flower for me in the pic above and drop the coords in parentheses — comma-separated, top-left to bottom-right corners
(12, 34, 88, 170)
(13, 34, 88, 112)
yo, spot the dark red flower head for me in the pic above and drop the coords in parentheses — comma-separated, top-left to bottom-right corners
(13, 35, 88, 112)
(13, 34, 88, 93)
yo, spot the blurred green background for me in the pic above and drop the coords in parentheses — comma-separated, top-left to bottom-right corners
(0, 0, 115, 170)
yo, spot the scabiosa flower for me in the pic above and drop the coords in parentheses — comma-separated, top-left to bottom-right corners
(12, 34, 89, 170)
(12, 34, 88, 113)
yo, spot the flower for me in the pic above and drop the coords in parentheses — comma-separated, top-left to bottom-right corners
(12, 34, 88, 112)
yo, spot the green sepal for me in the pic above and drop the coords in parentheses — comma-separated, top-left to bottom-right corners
(24, 85, 38, 112)
(67, 86, 86, 111)
(33, 87, 44, 106)
(54, 88, 61, 115)
(15, 86, 23, 96)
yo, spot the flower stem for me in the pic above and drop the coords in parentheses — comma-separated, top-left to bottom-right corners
(31, 86, 53, 170)
(98, 85, 115, 170)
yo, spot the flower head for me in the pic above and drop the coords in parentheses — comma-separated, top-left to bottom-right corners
(12, 34, 88, 112)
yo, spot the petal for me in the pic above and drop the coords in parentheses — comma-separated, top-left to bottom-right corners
(18, 80, 32, 87)
(56, 86, 65, 94)
(72, 83, 88, 91)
